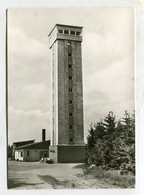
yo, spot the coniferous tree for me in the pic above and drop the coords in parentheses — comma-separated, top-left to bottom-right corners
(102, 112, 116, 168)
(94, 121, 105, 140)
(86, 111, 135, 174)
(103, 111, 116, 135)
(86, 125, 96, 164)
(87, 125, 96, 149)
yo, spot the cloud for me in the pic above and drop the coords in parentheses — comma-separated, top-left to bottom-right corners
(8, 106, 51, 144)
(8, 78, 51, 112)
(8, 26, 48, 57)
(8, 26, 51, 86)
(84, 55, 134, 101)
(83, 55, 134, 135)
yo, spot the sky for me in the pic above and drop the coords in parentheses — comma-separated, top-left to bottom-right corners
(8, 8, 134, 145)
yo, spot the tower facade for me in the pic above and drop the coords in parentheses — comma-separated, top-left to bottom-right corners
(48, 24, 85, 163)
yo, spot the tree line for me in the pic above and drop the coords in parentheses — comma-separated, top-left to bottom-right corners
(86, 111, 135, 175)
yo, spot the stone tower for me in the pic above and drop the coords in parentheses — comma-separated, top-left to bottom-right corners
(48, 24, 85, 163)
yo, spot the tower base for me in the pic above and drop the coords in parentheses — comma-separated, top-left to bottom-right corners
(49, 145, 86, 163)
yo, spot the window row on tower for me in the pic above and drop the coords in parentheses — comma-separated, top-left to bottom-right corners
(58, 29, 81, 36)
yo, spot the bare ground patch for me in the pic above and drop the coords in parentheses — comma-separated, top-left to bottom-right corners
(38, 175, 77, 189)
(8, 178, 43, 189)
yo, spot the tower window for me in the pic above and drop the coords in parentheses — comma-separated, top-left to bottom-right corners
(68, 64, 72, 68)
(21, 151, 23, 157)
(69, 100, 72, 104)
(69, 138, 73, 142)
(70, 31, 75, 35)
(69, 125, 73, 129)
(64, 30, 69, 34)
(69, 76, 72, 80)
(68, 53, 72, 57)
(76, 31, 81, 35)
(69, 113, 73, 116)
(69, 88, 72, 92)
(58, 29, 63, 34)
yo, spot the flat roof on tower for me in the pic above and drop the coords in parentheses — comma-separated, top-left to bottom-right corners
(48, 24, 83, 37)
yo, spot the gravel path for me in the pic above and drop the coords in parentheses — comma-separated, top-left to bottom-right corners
(8, 161, 118, 189)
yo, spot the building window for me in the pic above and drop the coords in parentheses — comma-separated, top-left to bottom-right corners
(21, 151, 23, 157)
(69, 100, 72, 104)
(58, 29, 63, 34)
(69, 125, 73, 129)
(69, 113, 73, 116)
(68, 64, 72, 68)
(69, 138, 73, 142)
(27, 151, 29, 156)
(64, 30, 69, 34)
(69, 88, 72, 92)
(69, 76, 72, 80)
(68, 53, 72, 57)
(70, 31, 75, 35)
(76, 31, 81, 35)
(67, 42, 71, 45)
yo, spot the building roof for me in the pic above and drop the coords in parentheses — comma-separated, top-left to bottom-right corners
(13, 140, 35, 148)
(16, 140, 50, 150)
(48, 24, 83, 37)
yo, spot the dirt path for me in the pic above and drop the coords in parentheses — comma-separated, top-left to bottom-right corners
(8, 161, 118, 189)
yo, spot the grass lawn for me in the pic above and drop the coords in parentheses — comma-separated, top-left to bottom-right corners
(77, 164, 135, 188)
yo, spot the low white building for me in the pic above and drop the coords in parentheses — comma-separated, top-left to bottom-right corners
(14, 129, 50, 162)
(15, 140, 50, 162)
(12, 140, 35, 160)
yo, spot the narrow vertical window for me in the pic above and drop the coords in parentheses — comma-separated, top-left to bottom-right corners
(69, 100, 72, 104)
(69, 138, 73, 142)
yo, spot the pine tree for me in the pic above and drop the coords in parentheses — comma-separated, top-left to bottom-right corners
(87, 124, 96, 149)
(113, 111, 135, 174)
(86, 111, 135, 174)
(123, 111, 135, 174)
(86, 125, 97, 165)
(94, 121, 105, 140)
(103, 111, 116, 135)
(100, 112, 116, 168)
